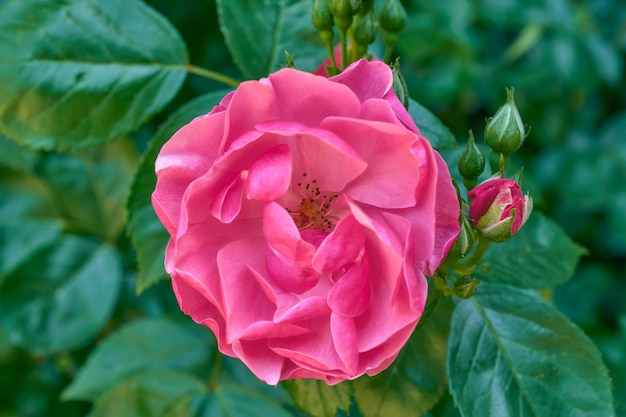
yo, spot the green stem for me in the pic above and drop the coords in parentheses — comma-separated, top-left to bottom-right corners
(383, 44, 393, 63)
(339, 29, 348, 70)
(453, 236, 490, 275)
(187, 65, 240, 87)
(327, 42, 339, 73)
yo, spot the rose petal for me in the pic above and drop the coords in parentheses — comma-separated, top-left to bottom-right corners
(312, 214, 365, 274)
(222, 80, 275, 152)
(263, 202, 319, 293)
(208, 172, 246, 223)
(330, 314, 359, 374)
(274, 295, 330, 323)
(347, 200, 426, 351)
(246, 144, 293, 201)
(327, 253, 371, 317)
(361, 321, 417, 374)
(321, 117, 420, 208)
(217, 238, 275, 343)
(267, 68, 362, 125)
(255, 121, 367, 192)
(424, 154, 460, 275)
(232, 339, 285, 386)
(170, 272, 233, 357)
(269, 317, 346, 373)
(153, 111, 225, 234)
(330, 59, 394, 104)
(358, 98, 403, 125)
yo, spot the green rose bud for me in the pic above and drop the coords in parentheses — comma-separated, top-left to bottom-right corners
(312, 0, 334, 31)
(351, 0, 363, 14)
(458, 130, 485, 181)
(379, 0, 406, 33)
(453, 276, 481, 299)
(353, 11, 376, 47)
(328, 0, 354, 18)
(485, 88, 526, 155)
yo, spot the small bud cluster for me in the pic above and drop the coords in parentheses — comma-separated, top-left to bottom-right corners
(311, 0, 407, 72)
(438, 88, 532, 300)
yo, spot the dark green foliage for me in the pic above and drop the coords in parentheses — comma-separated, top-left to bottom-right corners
(0, 0, 624, 416)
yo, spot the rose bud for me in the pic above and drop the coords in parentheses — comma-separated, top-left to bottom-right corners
(453, 276, 480, 299)
(484, 88, 526, 155)
(312, 0, 334, 31)
(468, 178, 532, 242)
(379, 0, 406, 33)
(458, 130, 485, 181)
(353, 10, 376, 57)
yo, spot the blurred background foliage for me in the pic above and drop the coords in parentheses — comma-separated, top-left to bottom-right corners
(0, 0, 625, 415)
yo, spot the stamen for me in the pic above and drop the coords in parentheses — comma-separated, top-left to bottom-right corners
(287, 173, 339, 232)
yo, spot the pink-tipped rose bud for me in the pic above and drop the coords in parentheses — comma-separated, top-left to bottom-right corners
(468, 178, 532, 242)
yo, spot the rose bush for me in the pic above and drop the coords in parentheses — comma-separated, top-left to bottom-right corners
(469, 177, 532, 242)
(152, 59, 459, 385)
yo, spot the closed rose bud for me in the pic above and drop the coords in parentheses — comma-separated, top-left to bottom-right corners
(468, 178, 532, 242)
(484, 88, 526, 155)
(453, 276, 480, 299)
(379, 0, 406, 33)
(353, 11, 376, 48)
(351, 0, 363, 14)
(458, 130, 485, 181)
(328, 0, 354, 18)
(312, 0, 334, 31)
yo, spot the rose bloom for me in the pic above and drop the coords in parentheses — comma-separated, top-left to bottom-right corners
(152, 59, 459, 385)
(469, 177, 532, 242)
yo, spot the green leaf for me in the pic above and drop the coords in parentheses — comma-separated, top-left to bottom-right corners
(62, 317, 215, 402)
(165, 383, 295, 417)
(475, 213, 586, 288)
(127, 89, 232, 293)
(0, 175, 56, 220)
(0, 134, 39, 172)
(0, 0, 188, 150)
(352, 297, 453, 417)
(283, 379, 353, 417)
(220, 356, 293, 405)
(447, 282, 615, 417)
(216, 0, 326, 79)
(408, 98, 456, 150)
(597, 315, 626, 416)
(0, 220, 62, 282)
(38, 138, 138, 241)
(87, 370, 205, 417)
(164, 353, 295, 417)
(0, 235, 122, 355)
(553, 263, 613, 329)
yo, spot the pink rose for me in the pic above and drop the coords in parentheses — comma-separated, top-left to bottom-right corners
(468, 177, 532, 242)
(152, 59, 459, 385)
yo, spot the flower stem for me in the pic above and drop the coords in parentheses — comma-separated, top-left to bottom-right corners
(327, 42, 339, 73)
(453, 235, 490, 275)
(339, 29, 348, 70)
(186, 65, 240, 87)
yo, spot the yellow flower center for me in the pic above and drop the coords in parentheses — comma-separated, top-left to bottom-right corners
(287, 173, 339, 232)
